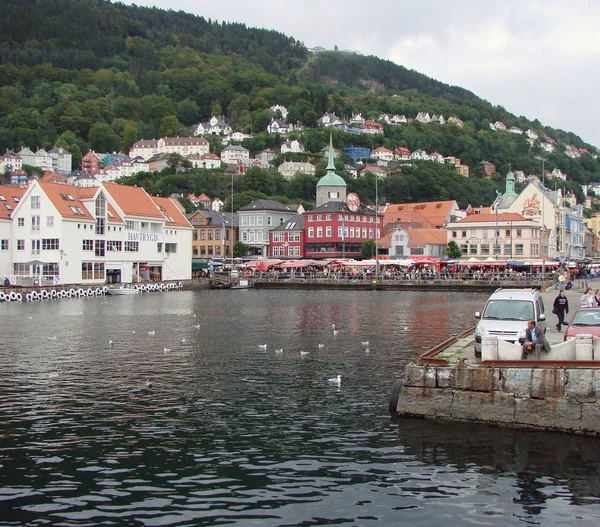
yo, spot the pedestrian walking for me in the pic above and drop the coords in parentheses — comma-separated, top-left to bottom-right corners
(553, 290, 569, 332)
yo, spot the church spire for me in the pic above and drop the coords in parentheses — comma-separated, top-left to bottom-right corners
(326, 133, 336, 172)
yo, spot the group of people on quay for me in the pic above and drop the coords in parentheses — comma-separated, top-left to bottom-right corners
(204, 258, 600, 283)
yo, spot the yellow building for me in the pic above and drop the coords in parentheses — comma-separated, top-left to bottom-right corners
(584, 214, 600, 237)
(188, 210, 239, 260)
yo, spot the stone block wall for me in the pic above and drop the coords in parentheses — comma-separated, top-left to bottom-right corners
(396, 363, 600, 434)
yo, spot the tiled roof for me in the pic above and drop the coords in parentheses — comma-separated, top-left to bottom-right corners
(272, 214, 304, 231)
(384, 201, 456, 229)
(0, 185, 27, 220)
(151, 196, 192, 228)
(101, 182, 164, 219)
(456, 213, 528, 223)
(406, 228, 448, 245)
(37, 181, 94, 221)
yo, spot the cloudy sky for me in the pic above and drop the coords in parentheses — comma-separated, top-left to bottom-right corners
(122, 0, 599, 146)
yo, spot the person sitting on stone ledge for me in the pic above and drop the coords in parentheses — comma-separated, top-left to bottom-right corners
(519, 319, 551, 360)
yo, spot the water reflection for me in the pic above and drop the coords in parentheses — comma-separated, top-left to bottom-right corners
(1, 290, 599, 526)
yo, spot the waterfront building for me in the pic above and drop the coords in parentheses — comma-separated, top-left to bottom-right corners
(269, 215, 304, 258)
(304, 136, 380, 259)
(446, 213, 540, 259)
(5, 181, 192, 285)
(81, 151, 103, 174)
(1, 150, 23, 173)
(188, 210, 239, 260)
(238, 200, 297, 257)
(383, 200, 463, 229)
(380, 227, 448, 257)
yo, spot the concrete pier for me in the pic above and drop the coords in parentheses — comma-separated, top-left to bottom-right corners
(391, 283, 600, 435)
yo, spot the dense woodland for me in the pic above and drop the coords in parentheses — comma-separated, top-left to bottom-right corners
(0, 0, 597, 210)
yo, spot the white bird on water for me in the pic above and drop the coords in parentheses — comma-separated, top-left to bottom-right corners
(109, 339, 114, 346)
(258, 344, 267, 349)
(365, 347, 370, 353)
(361, 341, 369, 346)
(318, 344, 325, 349)
(331, 324, 336, 329)
(132, 330, 136, 334)
(48, 336, 57, 341)
(300, 351, 309, 356)
(328, 375, 342, 385)
(181, 338, 186, 343)
(333, 330, 339, 336)
(148, 330, 155, 336)
(164, 347, 171, 352)
(275, 348, 283, 353)
(193, 324, 200, 329)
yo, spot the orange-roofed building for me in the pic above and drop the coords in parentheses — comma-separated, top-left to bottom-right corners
(446, 212, 541, 260)
(5, 180, 192, 285)
(381, 227, 448, 258)
(383, 200, 462, 229)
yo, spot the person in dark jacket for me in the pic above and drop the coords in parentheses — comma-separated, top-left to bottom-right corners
(553, 290, 569, 332)
(521, 320, 551, 359)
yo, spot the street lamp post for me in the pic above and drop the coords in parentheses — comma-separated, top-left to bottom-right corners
(375, 173, 379, 281)
(541, 159, 545, 282)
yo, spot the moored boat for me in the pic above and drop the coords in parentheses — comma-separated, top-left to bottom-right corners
(106, 283, 139, 295)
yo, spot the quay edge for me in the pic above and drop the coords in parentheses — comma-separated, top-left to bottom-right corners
(390, 330, 600, 436)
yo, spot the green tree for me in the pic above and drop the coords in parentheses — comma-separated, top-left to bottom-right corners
(361, 240, 376, 259)
(166, 153, 192, 173)
(444, 240, 462, 259)
(88, 122, 121, 153)
(159, 115, 182, 137)
(121, 120, 139, 153)
(233, 241, 248, 258)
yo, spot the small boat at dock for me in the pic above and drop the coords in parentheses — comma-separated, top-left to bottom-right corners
(106, 283, 140, 295)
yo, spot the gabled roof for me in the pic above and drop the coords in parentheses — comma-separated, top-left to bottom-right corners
(306, 200, 376, 215)
(151, 196, 192, 228)
(192, 210, 239, 227)
(0, 185, 27, 220)
(239, 199, 296, 213)
(36, 181, 95, 221)
(272, 214, 304, 231)
(384, 201, 457, 229)
(101, 182, 164, 219)
(406, 228, 448, 245)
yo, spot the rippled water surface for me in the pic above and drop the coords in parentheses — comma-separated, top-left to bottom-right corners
(2, 289, 600, 526)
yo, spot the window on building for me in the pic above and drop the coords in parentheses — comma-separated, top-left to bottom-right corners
(31, 215, 40, 231)
(250, 217, 256, 226)
(106, 241, 122, 252)
(242, 216, 248, 226)
(215, 229, 221, 240)
(125, 242, 139, 252)
(308, 227, 314, 238)
(193, 247, 198, 256)
(208, 230, 213, 240)
(200, 246, 206, 255)
(460, 244, 468, 253)
(193, 230, 198, 241)
(42, 239, 59, 251)
(125, 220, 136, 230)
(480, 244, 490, 255)
(504, 243, 512, 256)
(469, 244, 478, 255)
(368, 228, 373, 239)
(452, 231, 457, 238)
(157, 243, 162, 253)
(47, 216, 54, 227)
(470, 229, 476, 238)
(461, 230, 467, 238)
(165, 243, 177, 253)
(207, 245, 214, 255)
(317, 227, 323, 238)
(280, 217, 284, 224)
(0, 240, 8, 251)
(515, 244, 524, 255)
(95, 240, 105, 257)
(326, 226, 332, 237)
(482, 229, 488, 238)
(200, 230, 206, 240)
(516, 229, 522, 238)
(215, 245, 221, 256)
(82, 262, 93, 280)
(94, 262, 105, 280)
(42, 263, 59, 278)
(82, 240, 93, 251)
(17, 240, 24, 251)
(31, 196, 40, 209)
(505, 229, 511, 237)
(17, 218, 24, 227)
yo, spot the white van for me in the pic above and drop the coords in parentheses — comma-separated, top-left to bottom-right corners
(474, 288, 547, 357)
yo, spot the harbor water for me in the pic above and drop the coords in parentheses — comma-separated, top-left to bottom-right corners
(1, 289, 600, 526)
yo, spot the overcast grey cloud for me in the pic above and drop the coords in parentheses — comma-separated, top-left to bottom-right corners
(123, 0, 600, 146)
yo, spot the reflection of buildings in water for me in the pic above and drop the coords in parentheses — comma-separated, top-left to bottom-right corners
(395, 418, 600, 509)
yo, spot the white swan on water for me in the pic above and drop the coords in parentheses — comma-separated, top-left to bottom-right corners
(275, 348, 283, 353)
(333, 330, 339, 336)
(361, 341, 369, 346)
(148, 331, 155, 336)
(318, 344, 325, 349)
(300, 351, 309, 356)
(258, 344, 267, 349)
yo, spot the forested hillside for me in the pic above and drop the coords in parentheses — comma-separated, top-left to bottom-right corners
(0, 0, 597, 210)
